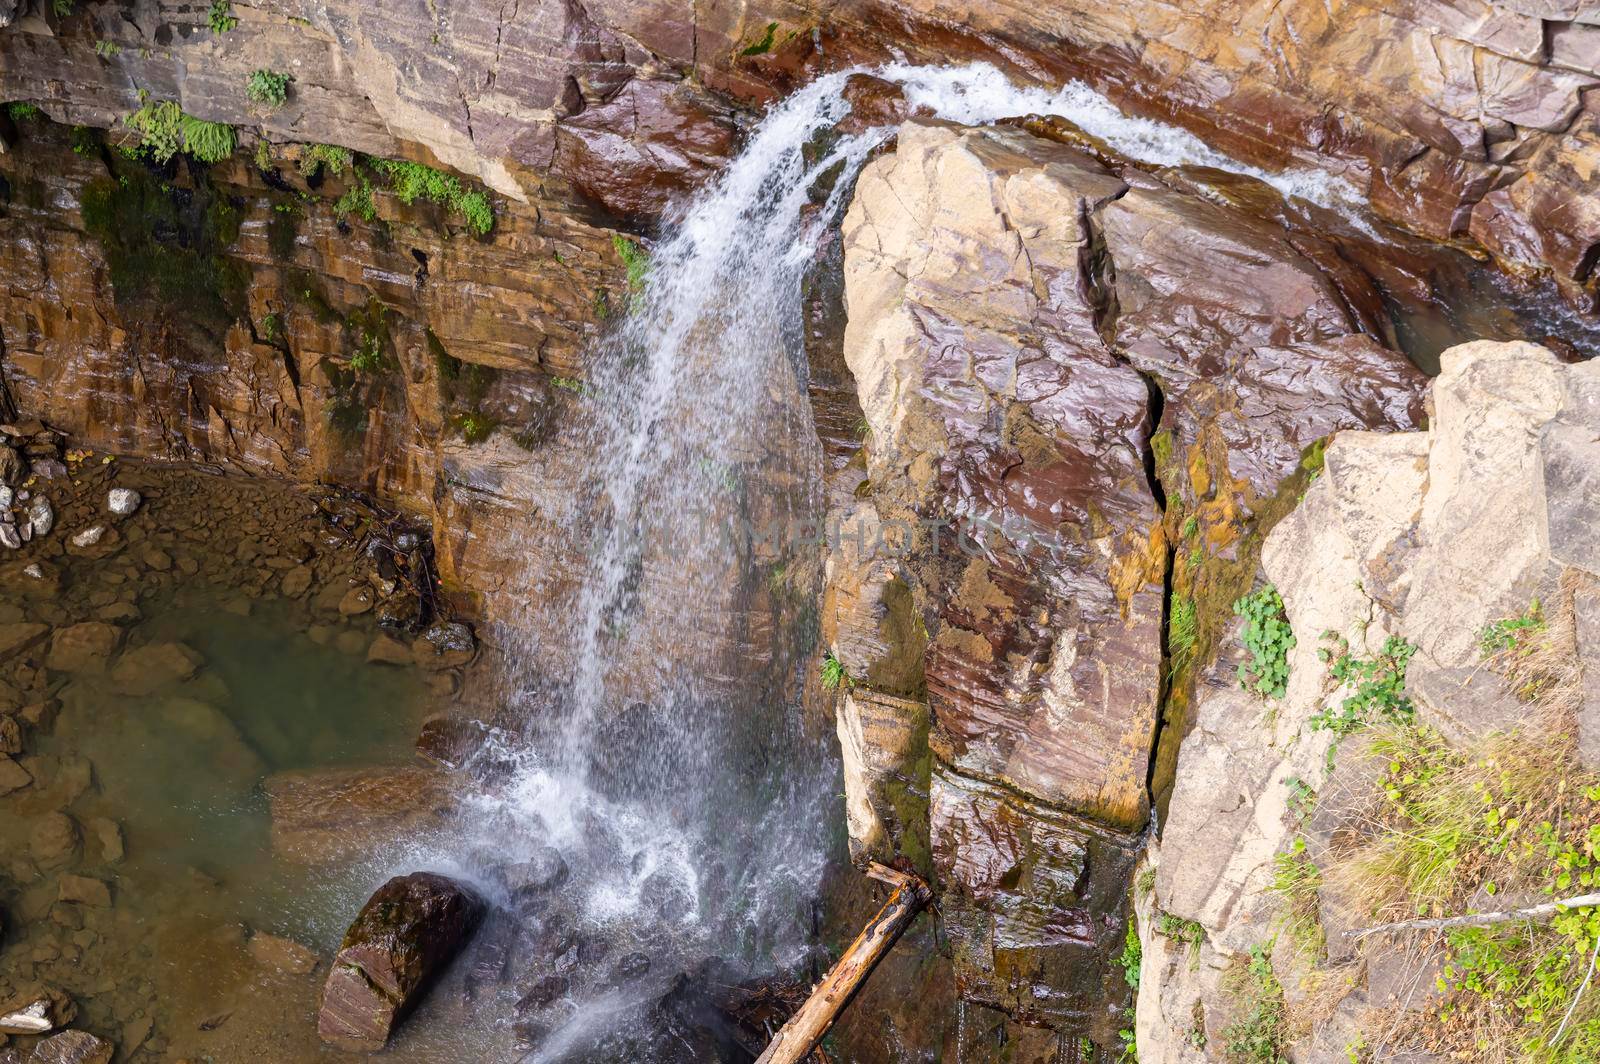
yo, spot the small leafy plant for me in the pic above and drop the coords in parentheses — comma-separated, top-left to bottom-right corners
(298, 143, 353, 177)
(4, 102, 42, 121)
(333, 173, 376, 222)
(1309, 632, 1416, 736)
(1222, 942, 1288, 1064)
(1269, 837, 1323, 957)
(94, 39, 121, 58)
(1235, 585, 1294, 700)
(1156, 911, 1205, 969)
(613, 233, 650, 291)
(820, 651, 851, 690)
(123, 100, 235, 163)
(1479, 599, 1546, 657)
(366, 158, 494, 235)
(452, 410, 497, 443)
(208, 0, 238, 34)
(247, 69, 291, 107)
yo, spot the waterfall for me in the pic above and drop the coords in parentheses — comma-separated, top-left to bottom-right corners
(436, 62, 1368, 1060)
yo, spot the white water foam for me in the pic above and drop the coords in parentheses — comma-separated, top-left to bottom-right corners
(887, 62, 1368, 216)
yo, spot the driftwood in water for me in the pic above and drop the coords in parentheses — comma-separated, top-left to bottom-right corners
(754, 862, 932, 1064)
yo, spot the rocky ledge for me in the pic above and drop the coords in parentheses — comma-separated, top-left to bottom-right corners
(1138, 340, 1600, 1061)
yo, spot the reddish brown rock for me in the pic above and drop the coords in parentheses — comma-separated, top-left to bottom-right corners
(549, 77, 741, 221)
(44, 623, 124, 675)
(266, 766, 459, 864)
(317, 872, 485, 1052)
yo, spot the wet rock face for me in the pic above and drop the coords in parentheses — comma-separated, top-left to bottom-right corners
(317, 872, 486, 1052)
(834, 120, 1426, 1043)
(2, 0, 1597, 292)
(0, 126, 624, 625)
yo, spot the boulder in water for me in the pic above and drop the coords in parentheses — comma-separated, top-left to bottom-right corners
(317, 872, 485, 1051)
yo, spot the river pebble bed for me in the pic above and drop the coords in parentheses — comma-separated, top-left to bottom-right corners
(0, 445, 509, 1062)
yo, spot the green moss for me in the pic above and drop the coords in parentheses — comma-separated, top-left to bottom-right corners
(612, 233, 649, 290)
(284, 268, 340, 325)
(267, 201, 298, 260)
(345, 298, 394, 374)
(1169, 596, 1198, 674)
(80, 162, 245, 328)
(738, 21, 778, 56)
(5, 102, 43, 121)
(451, 410, 497, 443)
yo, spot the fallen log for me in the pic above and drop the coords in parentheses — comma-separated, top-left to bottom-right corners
(754, 862, 932, 1064)
(1345, 891, 1600, 938)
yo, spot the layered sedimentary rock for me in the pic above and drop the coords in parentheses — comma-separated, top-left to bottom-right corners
(828, 119, 1426, 1046)
(1137, 341, 1600, 1061)
(3, 0, 1597, 295)
(0, 121, 625, 623)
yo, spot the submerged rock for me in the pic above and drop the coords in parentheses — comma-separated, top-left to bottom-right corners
(412, 622, 475, 669)
(27, 1030, 114, 1064)
(105, 488, 140, 516)
(110, 642, 204, 696)
(44, 624, 124, 675)
(317, 872, 485, 1052)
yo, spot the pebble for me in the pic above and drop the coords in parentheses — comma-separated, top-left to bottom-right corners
(27, 496, 53, 537)
(106, 488, 140, 517)
(0, 525, 18, 550)
(69, 526, 105, 549)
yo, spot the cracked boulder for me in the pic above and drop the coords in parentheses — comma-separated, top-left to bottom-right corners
(317, 872, 486, 1052)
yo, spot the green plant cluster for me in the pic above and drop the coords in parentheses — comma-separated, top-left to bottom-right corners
(208, 0, 238, 33)
(1480, 599, 1547, 657)
(247, 69, 291, 107)
(1118, 921, 1142, 1061)
(124, 100, 236, 164)
(94, 39, 120, 58)
(1235, 585, 1294, 700)
(612, 233, 650, 291)
(820, 651, 851, 690)
(1354, 723, 1600, 1059)
(1222, 943, 1289, 1064)
(1156, 911, 1205, 970)
(333, 172, 376, 222)
(1169, 596, 1198, 673)
(367, 158, 494, 235)
(52, 0, 73, 15)
(1269, 837, 1324, 957)
(4, 102, 42, 121)
(451, 411, 497, 443)
(1309, 632, 1416, 736)
(298, 143, 353, 177)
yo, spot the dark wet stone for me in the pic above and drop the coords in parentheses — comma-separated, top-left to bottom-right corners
(412, 621, 475, 669)
(414, 714, 491, 770)
(317, 872, 485, 1052)
(500, 847, 569, 898)
(614, 952, 651, 982)
(515, 974, 569, 1011)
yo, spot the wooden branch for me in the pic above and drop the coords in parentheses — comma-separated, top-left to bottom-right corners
(754, 863, 932, 1064)
(1345, 892, 1600, 938)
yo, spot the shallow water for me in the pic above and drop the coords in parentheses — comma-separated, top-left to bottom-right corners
(0, 463, 512, 1062)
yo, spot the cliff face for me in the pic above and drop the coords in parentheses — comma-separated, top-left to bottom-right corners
(825, 119, 1428, 1048)
(0, 120, 623, 626)
(3, 0, 1597, 298)
(1138, 341, 1600, 1062)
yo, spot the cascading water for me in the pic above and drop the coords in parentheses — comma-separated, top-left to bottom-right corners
(430, 61, 1373, 1061)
